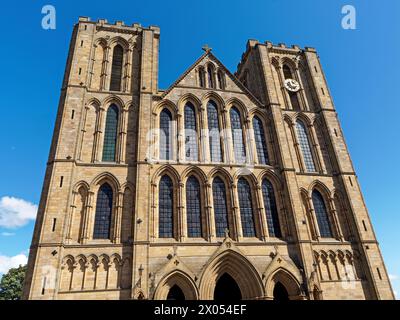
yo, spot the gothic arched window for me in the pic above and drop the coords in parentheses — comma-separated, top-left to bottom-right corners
(184, 102, 198, 161)
(212, 177, 229, 237)
(160, 109, 172, 160)
(110, 45, 123, 91)
(238, 178, 256, 237)
(283, 64, 300, 110)
(230, 107, 246, 164)
(199, 67, 206, 88)
(186, 176, 202, 237)
(102, 104, 119, 162)
(252, 116, 270, 165)
(159, 175, 174, 238)
(93, 183, 113, 239)
(207, 64, 215, 89)
(296, 120, 316, 172)
(262, 179, 281, 238)
(217, 70, 225, 90)
(312, 190, 333, 238)
(207, 101, 222, 162)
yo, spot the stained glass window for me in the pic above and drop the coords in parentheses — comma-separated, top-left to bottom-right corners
(93, 183, 113, 239)
(312, 190, 333, 238)
(186, 176, 202, 237)
(160, 109, 172, 160)
(102, 104, 118, 162)
(159, 175, 174, 238)
(262, 179, 281, 237)
(212, 177, 229, 237)
(238, 178, 256, 237)
(296, 120, 316, 172)
(110, 45, 123, 91)
(230, 107, 246, 164)
(253, 116, 270, 165)
(207, 101, 222, 162)
(184, 102, 198, 161)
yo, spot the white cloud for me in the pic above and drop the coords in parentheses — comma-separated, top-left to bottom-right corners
(389, 274, 399, 281)
(0, 196, 37, 228)
(1, 232, 15, 236)
(0, 253, 28, 274)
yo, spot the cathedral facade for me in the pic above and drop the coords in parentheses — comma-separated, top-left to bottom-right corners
(23, 17, 394, 300)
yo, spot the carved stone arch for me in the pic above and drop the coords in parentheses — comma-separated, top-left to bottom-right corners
(181, 166, 207, 184)
(75, 254, 87, 264)
(124, 100, 136, 112)
(86, 97, 101, 109)
(153, 99, 178, 117)
(257, 169, 283, 191)
(225, 97, 249, 119)
(201, 91, 226, 111)
(178, 93, 202, 114)
(110, 253, 122, 264)
(281, 57, 297, 74)
(90, 172, 121, 194)
(102, 95, 125, 112)
(294, 112, 313, 127)
(120, 181, 134, 193)
(109, 36, 129, 51)
(62, 255, 75, 266)
(270, 56, 281, 68)
(94, 37, 108, 47)
(248, 108, 269, 124)
(99, 253, 110, 264)
(208, 167, 234, 186)
(308, 180, 332, 199)
(233, 171, 258, 189)
(72, 180, 90, 193)
(265, 267, 303, 300)
(151, 165, 181, 186)
(153, 269, 199, 300)
(198, 247, 265, 300)
(283, 113, 295, 127)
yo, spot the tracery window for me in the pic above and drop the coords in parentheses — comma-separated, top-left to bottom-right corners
(159, 175, 174, 238)
(207, 101, 222, 162)
(230, 107, 246, 164)
(93, 183, 113, 239)
(312, 190, 333, 238)
(160, 109, 172, 160)
(262, 179, 281, 237)
(212, 177, 229, 237)
(238, 178, 256, 237)
(296, 120, 316, 172)
(102, 104, 119, 162)
(186, 176, 202, 237)
(252, 116, 270, 165)
(184, 102, 198, 161)
(110, 45, 123, 91)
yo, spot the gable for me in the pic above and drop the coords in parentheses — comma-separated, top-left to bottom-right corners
(160, 51, 263, 107)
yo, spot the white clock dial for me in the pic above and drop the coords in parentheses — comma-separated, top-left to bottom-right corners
(284, 78, 300, 92)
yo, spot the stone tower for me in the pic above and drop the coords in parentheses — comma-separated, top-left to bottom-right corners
(23, 17, 394, 300)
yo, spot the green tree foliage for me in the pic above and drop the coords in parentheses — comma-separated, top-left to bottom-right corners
(0, 264, 27, 300)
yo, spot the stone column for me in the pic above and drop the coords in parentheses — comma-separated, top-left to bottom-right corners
(256, 183, 268, 241)
(82, 191, 95, 244)
(205, 180, 215, 241)
(93, 107, 105, 162)
(230, 182, 242, 241)
(65, 191, 78, 243)
(113, 191, 123, 243)
(178, 181, 186, 241)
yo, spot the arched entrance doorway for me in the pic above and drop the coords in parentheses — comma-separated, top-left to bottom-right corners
(167, 285, 185, 300)
(214, 273, 242, 300)
(273, 282, 289, 301)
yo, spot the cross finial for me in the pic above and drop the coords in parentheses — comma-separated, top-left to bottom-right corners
(202, 44, 212, 52)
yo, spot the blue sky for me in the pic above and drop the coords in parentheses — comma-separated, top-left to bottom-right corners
(0, 0, 399, 297)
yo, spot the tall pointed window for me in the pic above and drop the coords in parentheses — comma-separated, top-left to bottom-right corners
(212, 177, 229, 237)
(207, 64, 215, 89)
(160, 109, 172, 160)
(184, 102, 198, 161)
(186, 176, 202, 237)
(253, 116, 270, 165)
(312, 190, 333, 238)
(159, 175, 174, 238)
(238, 178, 256, 237)
(283, 65, 300, 110)
(217, 70, 225, 90)
(93, 183, 113, 239)
(102, 104, 119, 162)
(296, 120, 316, 172)
(199, 67, 206, 88)
(110, 45, 123, 91)
(230, 107, 246, 164)
(262, 179, 281, 238)
(207, 101, 222, 162)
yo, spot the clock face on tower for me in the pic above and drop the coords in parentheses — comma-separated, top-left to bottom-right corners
(284, 78, 300, 92)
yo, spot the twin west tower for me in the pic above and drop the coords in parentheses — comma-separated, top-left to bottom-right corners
(23, 17, 394, 300)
